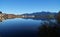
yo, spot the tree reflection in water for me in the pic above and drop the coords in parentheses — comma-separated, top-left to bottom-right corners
(38, 21, 60, 37)
(38, 11, 60, 37)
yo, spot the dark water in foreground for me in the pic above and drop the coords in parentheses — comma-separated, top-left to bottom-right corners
(0, 18, 56, 37)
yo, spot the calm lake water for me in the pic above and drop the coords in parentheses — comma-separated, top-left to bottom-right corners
(0, 18, 56, 37)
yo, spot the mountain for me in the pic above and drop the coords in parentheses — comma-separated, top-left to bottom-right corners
(22, 11, 57, 15)
(21, 11, 57, 19)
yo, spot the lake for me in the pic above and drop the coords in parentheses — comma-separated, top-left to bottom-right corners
(0, 18, 56, 37)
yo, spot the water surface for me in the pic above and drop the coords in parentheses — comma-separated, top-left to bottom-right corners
(0, 18, 44, 37)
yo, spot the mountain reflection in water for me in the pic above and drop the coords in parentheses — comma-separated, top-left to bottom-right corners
(0, 17, 57, 37)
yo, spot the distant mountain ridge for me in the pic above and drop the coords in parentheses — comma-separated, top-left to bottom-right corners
(21, 11, 57, 19)
(22, 11, 57, 16)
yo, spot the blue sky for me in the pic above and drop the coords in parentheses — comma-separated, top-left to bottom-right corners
(0, 0, 60, 14)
